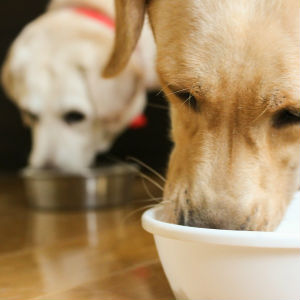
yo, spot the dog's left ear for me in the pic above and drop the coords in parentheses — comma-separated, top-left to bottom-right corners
(102, 0, 146, 78)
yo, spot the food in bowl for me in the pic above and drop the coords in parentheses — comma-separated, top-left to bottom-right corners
(142, 192, 300, 300)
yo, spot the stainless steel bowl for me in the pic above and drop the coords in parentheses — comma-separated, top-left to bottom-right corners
(21, 163, 139, 210)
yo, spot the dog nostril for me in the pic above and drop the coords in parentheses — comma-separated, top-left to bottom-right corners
(178, 210, 185, 226)
(177, 208, 198, 227)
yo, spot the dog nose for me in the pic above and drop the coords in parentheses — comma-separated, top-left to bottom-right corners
(177, 209, 196, 227)
(178, 210, 197, 227)
(177, 208, 209, 228)
(93, 153, 111, 167)
(40, 161, 56, 170)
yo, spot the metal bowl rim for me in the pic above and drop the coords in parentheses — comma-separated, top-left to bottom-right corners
(20, 163, 139, 179)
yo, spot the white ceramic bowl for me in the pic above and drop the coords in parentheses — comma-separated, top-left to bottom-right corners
(142, 193, 300, 300)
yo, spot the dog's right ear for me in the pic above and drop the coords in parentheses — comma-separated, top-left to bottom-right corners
(102, 0, 146, 78)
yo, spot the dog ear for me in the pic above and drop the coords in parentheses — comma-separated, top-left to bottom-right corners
(102, 0, 146, 78)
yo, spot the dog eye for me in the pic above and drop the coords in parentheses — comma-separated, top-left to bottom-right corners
(63, 111, 86, 125)
(175, 91, 199, 112)
(273, 109, 300, 128)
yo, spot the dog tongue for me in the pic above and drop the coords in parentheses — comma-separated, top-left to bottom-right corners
(130, 114, 147, 129)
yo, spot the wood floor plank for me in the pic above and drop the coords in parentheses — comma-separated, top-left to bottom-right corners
(34, 262, 174, 300)
(0, 177, 171, 300)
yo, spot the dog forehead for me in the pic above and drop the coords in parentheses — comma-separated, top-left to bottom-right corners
(18, 64, 93, 116)
(150, 0, 299, 108)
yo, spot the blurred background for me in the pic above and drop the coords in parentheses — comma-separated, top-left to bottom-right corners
(0, 0, 172, 174)
(0, 2, 173, 299)
(0, 4, 172, 296)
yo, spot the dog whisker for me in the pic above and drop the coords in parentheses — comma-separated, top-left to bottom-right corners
(177, 92, 193, 112)
(141, 176, 160, 201)
(103, 154, 126, 165)
(155, 88, 165, 96)
(104, 154, 165, 202)
(147, 103, 169, 110)
(138, 172, 164, 191)
(165, 87, 190, 97)
(128, 157, 166, 183)
(132, 197, 163, 204)
(122, 202, 166, 224)
(252, 101, 271, 123)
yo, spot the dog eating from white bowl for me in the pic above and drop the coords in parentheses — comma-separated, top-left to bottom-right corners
(1, 0, 158, 172)
(104, 0, 300, 231)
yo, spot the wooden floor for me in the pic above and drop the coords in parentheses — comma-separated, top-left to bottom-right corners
(0, 176, 174, 300)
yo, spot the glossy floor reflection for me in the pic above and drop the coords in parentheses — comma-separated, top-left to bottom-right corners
(0, 176, 174, 300)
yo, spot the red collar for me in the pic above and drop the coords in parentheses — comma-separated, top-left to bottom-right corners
(74, 7, 147, 130)
(74, 7, 115, 29)
(129, 114, 147, 129)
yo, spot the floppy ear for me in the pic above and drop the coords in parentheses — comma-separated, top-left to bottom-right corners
(102, 0, 146, 78)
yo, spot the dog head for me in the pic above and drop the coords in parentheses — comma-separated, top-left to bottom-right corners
(104, 0, 300, 230)
(2, 10, 146, 171)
